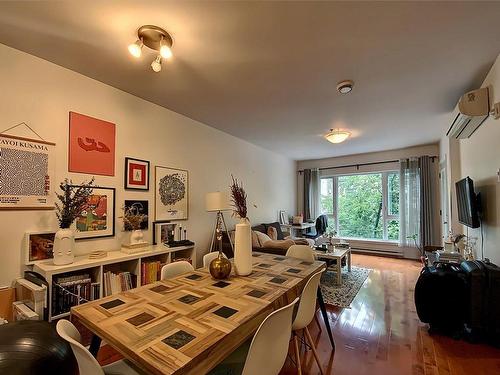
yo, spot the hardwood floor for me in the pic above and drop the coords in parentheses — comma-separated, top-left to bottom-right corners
(98, 254, 500, 374)
(280, 254, 500, 375)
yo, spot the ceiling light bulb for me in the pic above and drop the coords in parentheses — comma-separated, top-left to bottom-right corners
(151, 55, 162, 72)
(325, 129, 351, 144)
(128, 39, 143, 58)
(160, 44, 173, 59)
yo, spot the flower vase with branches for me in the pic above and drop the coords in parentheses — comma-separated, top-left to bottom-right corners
(121, 205, 148, 247)
(230, 175, 252, 276)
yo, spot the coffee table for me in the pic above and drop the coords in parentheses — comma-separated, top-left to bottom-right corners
(314, 246, 352, 285)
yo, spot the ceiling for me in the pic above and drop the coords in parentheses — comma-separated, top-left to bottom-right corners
(0, 1, 499, 160)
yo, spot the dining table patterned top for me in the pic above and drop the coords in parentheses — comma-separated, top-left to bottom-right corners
(71, 252, 326, 375)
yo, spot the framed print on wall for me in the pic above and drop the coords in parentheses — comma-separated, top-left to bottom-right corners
(0, 134, 56, 210)
(124, 157, 150, 190)
(124, 200, 149, 230)
(152, 221, 177, 245)
(25, 231, 56, 265)
(71, 186, 115, 240)
(68, 111, 116, 176)
(155, 166, 188, 221)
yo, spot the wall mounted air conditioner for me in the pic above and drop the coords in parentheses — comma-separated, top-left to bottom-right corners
(447, 87, 489, 139)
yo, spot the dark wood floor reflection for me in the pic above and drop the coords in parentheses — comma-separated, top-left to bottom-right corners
(98, 254, 500, 374)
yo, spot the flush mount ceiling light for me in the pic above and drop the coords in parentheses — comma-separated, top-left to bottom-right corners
(337, 80, 354, 94)
(325, 128, 351, 144)
(128, 25, 173, 72)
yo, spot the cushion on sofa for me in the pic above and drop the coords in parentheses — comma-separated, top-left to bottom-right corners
(267, 226, 278, 240)
(251, 231, 261, 248)
(261, 239, 295, 250)
(264, 222, 285, 240)
(254, 231, 272, 247)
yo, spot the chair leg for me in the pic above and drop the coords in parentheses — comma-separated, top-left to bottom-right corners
(293, 332, 302, 375)
(314, 312, 322, 332)
(305, 326, 324, 375)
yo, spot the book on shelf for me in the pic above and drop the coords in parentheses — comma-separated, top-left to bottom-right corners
(103, 271, 135, 297)
(52, 273, 96, 316)
(141, 260, 162, 285)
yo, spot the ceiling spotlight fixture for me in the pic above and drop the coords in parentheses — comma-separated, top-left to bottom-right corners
(151, 55, 162, 73)
(128, 25, 173, 72)
(336, 80, 354, 94)
(325, 129, 351, 144)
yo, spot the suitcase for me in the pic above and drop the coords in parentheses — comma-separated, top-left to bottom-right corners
(414, 263, 468, 336)
(461, 260, 500, 345)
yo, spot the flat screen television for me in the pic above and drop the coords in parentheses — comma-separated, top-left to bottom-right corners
(456, 176, 481, 228)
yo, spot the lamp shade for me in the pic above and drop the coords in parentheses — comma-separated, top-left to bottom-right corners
(205, 192, 230, 212)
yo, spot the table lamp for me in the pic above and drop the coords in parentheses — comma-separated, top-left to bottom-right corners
(206, 192, 233, 252)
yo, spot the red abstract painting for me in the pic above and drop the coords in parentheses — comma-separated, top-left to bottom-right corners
(69, 112, 115, 176)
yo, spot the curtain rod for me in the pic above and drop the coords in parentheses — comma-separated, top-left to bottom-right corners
(297, 155, 438, 174)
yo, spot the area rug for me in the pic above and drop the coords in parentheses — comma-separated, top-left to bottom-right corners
(320, 266, 371, 308)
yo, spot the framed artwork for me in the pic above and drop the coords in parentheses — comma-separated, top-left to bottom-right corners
(124, 200, 149, 230)
(25, 231, 56, 265)
(153, 221, 176, 245)
(124, 157, 149, 190)
(155, 166, 188, 221)
(0, 134, 56, 210)
(279, 210, 288, 225)
(71, 186, 115, 240)
(68, 111, 116, 176)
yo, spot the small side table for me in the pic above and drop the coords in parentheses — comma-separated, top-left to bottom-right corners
(314, 246, 351, 285)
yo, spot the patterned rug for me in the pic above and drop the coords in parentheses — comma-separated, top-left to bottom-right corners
(320, 266, 371, 308)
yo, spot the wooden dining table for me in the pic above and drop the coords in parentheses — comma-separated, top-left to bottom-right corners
(71, 252, 327, 375)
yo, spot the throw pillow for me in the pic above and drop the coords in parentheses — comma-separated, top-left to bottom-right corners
(254, 231, 272, 247)
(251, 231, 261, 248)
(267, 226, 278, 241)
(262, 239, 295, 250)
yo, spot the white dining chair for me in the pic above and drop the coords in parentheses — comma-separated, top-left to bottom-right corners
(203, 251, 227, 268)
(291, 269, 325, 375)
(160, 260, 194, 280)
(56, 319, 142, 375)
(208, 297, 299, 375)
(286, 245, 316, 263)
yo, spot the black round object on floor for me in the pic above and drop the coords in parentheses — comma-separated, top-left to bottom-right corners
(0, 320, 78, 375)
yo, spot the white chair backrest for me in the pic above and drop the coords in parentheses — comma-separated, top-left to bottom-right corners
(292, 270, 325, 331)
(56, 319, 104, 375)
(203, 251, 227, 268)
(286, 245, 315, 263)
(160, 260, 194, 280)
(242, 297, 299, 375)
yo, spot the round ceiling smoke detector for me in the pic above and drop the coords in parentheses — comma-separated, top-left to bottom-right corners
(337, 80, 354, 94)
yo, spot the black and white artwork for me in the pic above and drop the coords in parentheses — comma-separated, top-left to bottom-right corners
(155, 166, 188, 220)
(0, 134, 56, 209)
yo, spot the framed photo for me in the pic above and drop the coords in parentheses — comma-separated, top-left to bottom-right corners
(155, 166, 188, 221)
(68, 111, 116, 176)
(124, 200, 149, 230)
(279, 210, 288, 225)
(0, 134, 56, 210)
(153, 221, 176, 245)
(124, 157, 150, 190)
(25, 231, 56, 265)
(71, 186, 115, 240)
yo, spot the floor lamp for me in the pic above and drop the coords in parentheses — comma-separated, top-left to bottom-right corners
(206, 192, 233, 253)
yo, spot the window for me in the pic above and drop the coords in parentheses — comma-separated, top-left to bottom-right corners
(320, 171, 400, 241)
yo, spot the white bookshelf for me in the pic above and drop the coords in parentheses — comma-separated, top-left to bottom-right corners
(33, 245, 195, 322)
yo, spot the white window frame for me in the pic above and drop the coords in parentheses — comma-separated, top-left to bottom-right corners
(320, 171, 400, 242)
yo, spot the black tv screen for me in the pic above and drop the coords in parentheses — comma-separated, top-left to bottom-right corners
(456, 177, 480, 228)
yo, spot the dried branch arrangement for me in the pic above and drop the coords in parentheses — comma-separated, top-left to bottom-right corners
(55, 178, 95, 229)
(230, 175, 248, 219)
(122, 205, 148, 231)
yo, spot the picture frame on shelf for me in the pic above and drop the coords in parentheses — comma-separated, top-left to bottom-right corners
(124, 157, 150, 191)
(279, 210, 288, 225)
(25, 230, 56, 265)
(153, 221, 176, 245)
(124, 200, 149, 230)
(70, 186, 115, 240)
(155, 166, 188, 221)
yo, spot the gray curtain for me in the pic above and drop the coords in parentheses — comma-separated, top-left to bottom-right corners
(419, 155, 437, 247)
(303, 168, 320, 221)
(399, 158, 420, 247)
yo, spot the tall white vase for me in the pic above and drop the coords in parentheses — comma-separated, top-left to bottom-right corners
(53, 228, 75, 265)
(234, 218, 252, 276)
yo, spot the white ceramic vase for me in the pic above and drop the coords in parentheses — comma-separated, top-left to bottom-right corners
(129, 229, 144, 245)
(234, 218, 252, 276)
(53, 228, 75, 265)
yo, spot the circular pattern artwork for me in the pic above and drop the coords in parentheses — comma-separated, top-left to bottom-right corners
(159, 173, 186, 206)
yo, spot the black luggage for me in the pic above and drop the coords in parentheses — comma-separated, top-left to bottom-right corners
(461, 260, 500, 345)
(414, 263, 468, 335)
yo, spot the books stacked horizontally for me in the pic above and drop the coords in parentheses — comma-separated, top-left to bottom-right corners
(141, 261, 162, 285)
(103, 271, 135, 297)
(436, 251, 463, 264)
(52, 273, 98, 316)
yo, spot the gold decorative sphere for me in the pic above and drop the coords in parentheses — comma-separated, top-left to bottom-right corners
(209, 252, 232, 279)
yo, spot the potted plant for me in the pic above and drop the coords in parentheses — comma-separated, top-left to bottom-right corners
(121, 205, 148, 250)
(54, 178, 94, 265)
(230, 175, 252, 276)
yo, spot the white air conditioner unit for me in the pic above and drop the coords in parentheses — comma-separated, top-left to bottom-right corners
(447, 87, 489, 139)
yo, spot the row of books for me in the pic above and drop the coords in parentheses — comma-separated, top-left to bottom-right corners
(52, 273, 99, 316)
(103, 271, 135, 296)
(141, 261, 163, 285)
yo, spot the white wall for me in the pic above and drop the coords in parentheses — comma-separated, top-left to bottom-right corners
(455, 54, 500, 264)
(0, 44, 296, 287)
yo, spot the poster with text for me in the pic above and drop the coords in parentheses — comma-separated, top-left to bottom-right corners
(155, 166, 188, 221)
